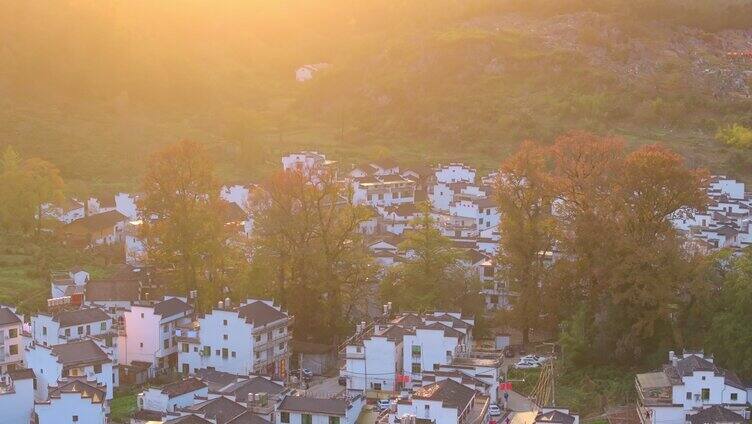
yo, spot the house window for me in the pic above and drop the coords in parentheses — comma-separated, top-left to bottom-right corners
(281, 412, 290, 423)
(255, 335, 261, 342)
(140, 313, 144, 318)
(194, 347, 198, 352)
(686, 392, 692, 400)
(701, 389, 710, 401)
(73, 416, 78, 422)
(140, 342, 144, 348)
(182, 364, 190, 375)
(232, 351, 236, 358)
(163, 325, 169, 333)
(731, 393, 738, 401)
(8, 329, 17, 338)
(78, 326, 83, 335)
(302, 414, 313, 424)
(373, 383, 382, 391)
(9, 345, 18, 355)
(222, 348, 229, 359)
(203, 346, 211, 356)
(329, 417, 340, 424)
(93, 364, 102, 373)
(86, 325, 91, 334)
(223, 320, 228, 326)
(182, 344, 189, 353)
(223, 334, 228, 340)
(164, 339, 170, 349)
(65, 329, 71, 337)
(100, 322, 106, 331)
(216, 349, 220, 356)
(42, 326, 47, 336)
(411, 363, 421, 373)
(412, 345, 421, 356)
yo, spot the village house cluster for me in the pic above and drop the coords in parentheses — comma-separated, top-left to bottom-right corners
(8, 150, 748, 424)
(672, 176, 752, 252)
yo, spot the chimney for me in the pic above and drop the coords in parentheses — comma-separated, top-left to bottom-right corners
(669, 351, 677, 366)
(218, 301, 224, 309)
(225, 298, 231, 308)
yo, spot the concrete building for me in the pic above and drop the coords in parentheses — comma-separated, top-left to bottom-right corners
(178, 299, 291, 377)
(35, 379, 108, 424)
(120, 297, 193, 374)
(31, 307, 113, 347)
(25, 339, 118, 400)
(0, 305, 24, 373)
(636, 351, 750, 424)
(276, 394, 364, 424)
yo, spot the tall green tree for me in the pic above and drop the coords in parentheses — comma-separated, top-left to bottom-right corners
(381, 203, 482, 315)
(249, 169, 376, 343)
(706, 249, 752, 381)
(139, 140, 237, 309)
(24, 158, 65, 237)
(495, 141, 557, 345)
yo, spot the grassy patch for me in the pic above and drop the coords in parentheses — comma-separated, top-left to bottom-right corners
(110, 391, 138, 423)
(507, 365, 635, 417)
(0, 235, 119, 313)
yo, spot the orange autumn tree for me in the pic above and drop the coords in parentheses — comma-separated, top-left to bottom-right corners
(495, 141, 557, 345)
(496, 132, 708, 365)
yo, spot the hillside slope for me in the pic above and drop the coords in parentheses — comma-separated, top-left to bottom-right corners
(1, 1, 751, 190)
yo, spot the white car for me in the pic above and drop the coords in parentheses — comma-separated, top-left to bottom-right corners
(377, 399, 392, 411)
(515, 359, 541, 369)
(489, 404, 502, 416)
(520, 354, 549, 365)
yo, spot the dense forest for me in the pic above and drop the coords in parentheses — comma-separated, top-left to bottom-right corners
(2, 0, 752, 193)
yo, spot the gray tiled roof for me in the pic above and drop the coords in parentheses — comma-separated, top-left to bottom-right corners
(0, 307, 21, 326)
(689, 406, 745, 424)
(238, 301, 288, 327)
(154, 297, 191, 318)
(52, 340, 109, 367)
(413, 379, 476, 410)
(53, 308, 110, 327)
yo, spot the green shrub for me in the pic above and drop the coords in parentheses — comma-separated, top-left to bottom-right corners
(716, 124, 752, 149)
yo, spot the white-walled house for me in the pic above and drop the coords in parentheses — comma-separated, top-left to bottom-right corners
(352, 175, 417, 208)
(115, 192, 140, 219)
(393, 379, 487, 424)
(25, 339, 118, 400)
(137, 377, 208, 413)
(402, 324, 464, 383)
(31, 307, 113, 347)
(35, 379, 108, 424)
(282, 151, 337, 180)
(435, 164, 476, 185)
(0, 305, 24, 373)
(636, 351, 749, 424)
(120, 297, 193, 373)
(344, 325, 407, 393)
(276, 394, 364, 424)
(178, 299, 291, 377)
(60, 210, 127, 247)
(0, 368, 37, 424)
(42, 198, 85, 224)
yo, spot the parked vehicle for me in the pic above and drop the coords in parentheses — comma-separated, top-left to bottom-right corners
(489, 404, 502, 416)
(295, 368, 313, 381)
(377, 399, 393, 411)
(520, 354, 547, 364)
(514, 359, 541, 369)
